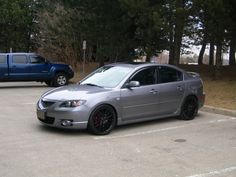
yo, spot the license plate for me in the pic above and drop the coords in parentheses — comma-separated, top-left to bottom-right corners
(37, 110, 46, 120)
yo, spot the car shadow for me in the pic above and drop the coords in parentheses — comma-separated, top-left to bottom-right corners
(115, 116, 178, 132)
(37, 124, 88, 136)
(114, 113, 203, 133)
(0, 82, 48, 89)
(0, 85, 48, 89)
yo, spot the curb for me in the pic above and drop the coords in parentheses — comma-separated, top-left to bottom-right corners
(200, 105, 236, 117)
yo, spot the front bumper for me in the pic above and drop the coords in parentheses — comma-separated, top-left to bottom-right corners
(68, 70, 74, 79)
(36, 100, 88, 129)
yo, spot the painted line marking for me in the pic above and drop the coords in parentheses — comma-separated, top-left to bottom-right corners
(209, 119, 227, 123)
(94, 118, 235, 140)
(22, 103, 36, 105)
(94, 125, 185, 140)
(186, 166, 236, 177)
(135, 148, 141, 153)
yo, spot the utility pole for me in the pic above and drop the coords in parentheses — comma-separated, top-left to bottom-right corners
(82, 40, 86, 73)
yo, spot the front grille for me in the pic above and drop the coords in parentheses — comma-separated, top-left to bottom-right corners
(38, 116, 55, 124)
(41, 100, 55, 108)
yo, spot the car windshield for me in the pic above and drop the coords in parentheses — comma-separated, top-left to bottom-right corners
(80, 66, 133, 88)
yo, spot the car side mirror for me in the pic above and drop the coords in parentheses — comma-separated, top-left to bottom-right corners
(126, 81, 140, 88)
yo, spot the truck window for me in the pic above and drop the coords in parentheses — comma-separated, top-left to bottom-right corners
(0, 55, 6, 64)
(12, 55, 27, 64)
(30, 55, 46, 64)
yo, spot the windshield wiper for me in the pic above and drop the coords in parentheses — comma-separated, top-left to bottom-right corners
(82, 83, 103, 88)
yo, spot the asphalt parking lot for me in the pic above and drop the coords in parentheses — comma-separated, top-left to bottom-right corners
(0, 82, 235, 177)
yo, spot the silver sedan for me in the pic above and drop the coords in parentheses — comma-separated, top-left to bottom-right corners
(37, 63, 205, 135)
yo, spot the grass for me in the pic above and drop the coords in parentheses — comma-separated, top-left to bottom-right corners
(71, 62, 99, 83)
(71, 63, 236, 111)
(203, 79, 236, 110)
(179, 65, 236, 110)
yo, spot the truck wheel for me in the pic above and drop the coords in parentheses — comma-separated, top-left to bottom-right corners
(53, 73, 68, 87)
(45, 81, 52, 86)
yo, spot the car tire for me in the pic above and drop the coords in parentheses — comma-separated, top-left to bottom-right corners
(179, 96, 198, 120)
(52, 72, 68, 87)
(88, 105, 116, 135)
(45, 81, 52, 86)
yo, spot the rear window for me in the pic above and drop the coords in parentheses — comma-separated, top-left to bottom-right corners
(0, 55, 7, 64)
(158, 66, 183, 83)
(30, 55, 46, 64)
(12, 55, 28, 64)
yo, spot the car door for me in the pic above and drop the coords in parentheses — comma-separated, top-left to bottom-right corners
(157, 66, 185, 115)
(120, 67, 160, 121)
(0, 55, 8, 80)
(9, 54, 30, 81)
(29, 55, 51, 80)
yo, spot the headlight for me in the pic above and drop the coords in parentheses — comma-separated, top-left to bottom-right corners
(69, 65, 73, 71)
(60, 100, 86, 107)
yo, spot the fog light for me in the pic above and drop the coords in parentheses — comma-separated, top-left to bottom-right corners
(61, 120, 73, 127)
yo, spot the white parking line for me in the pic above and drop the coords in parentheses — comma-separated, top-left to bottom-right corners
(186, 166, 236, 177)
(209, 117, 236, 123)
(94, 117, 236, 140)
(22, 102, 36, 105)
(94, 125, 186, 140)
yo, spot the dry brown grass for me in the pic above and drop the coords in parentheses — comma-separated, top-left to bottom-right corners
(179, 65, 236, 110)
(72, 63, 236, 111)
(203, 78, 236, 110)
(71, 62, 99, 83)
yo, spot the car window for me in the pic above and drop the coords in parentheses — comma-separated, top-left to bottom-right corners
(0, 55, 6, 64)
(30, 55, 46, 64)
(12, 55, 27, 64)
(130, 67, 156, 86)
(158, 66, 183, 83)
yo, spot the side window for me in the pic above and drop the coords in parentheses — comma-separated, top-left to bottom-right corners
(130, 67, 156, 86)
(30, 55, 46, 64)
(12, 55, 27, 64)
(158, 66, 183, 83)
(0, 55, 6, 64)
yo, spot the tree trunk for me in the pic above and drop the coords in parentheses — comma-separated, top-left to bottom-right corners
(173, 0, 185, 65)
(216, 43, 222, 67)
(97, 42, 104, 67)
(198, 40, 206, 65)
(214, 42, 222, 79)
(169, 27, 175, 64)
(229, 38, 236, 65)
(209, 42, 214, 65)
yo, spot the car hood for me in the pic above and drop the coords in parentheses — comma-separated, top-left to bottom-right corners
(42, 84, 111, 101)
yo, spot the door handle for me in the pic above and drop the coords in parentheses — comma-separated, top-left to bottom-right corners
(177, 86, 183, 91)
(149, 89, 158, 94)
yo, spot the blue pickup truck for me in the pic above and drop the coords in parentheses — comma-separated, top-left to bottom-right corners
(0, 53, 74, 87)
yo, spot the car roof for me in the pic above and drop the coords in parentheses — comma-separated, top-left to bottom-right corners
(107, 62, 184, 71)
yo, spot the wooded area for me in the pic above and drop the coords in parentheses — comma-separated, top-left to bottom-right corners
(0, 0, 236, 68)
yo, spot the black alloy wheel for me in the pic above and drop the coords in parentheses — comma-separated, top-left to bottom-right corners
(88, 105, 116, 135)
(179, 96, 198, 120)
